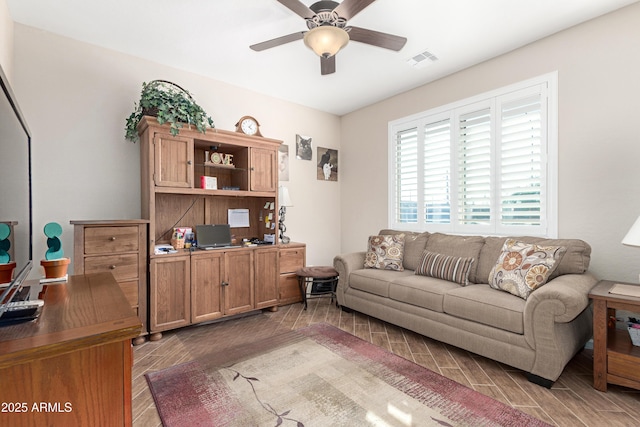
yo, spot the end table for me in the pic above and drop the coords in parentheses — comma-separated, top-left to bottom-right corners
(589, 280, 640, 392)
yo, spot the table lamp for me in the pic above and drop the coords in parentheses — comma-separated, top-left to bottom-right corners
(278, 185, 293, 244)
(622, 216, 640, 247)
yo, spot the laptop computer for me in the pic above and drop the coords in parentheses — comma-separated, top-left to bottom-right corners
(195, 224, 236, 249)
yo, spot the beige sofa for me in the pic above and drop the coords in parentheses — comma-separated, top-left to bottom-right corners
(333, 230, 597, 387)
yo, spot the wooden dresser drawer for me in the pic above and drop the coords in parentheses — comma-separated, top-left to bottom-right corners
(84, 253, 139, 281)
(84, 226, 139, 254)
(280, 248, 304, 274)
(119, 279, 140, 307)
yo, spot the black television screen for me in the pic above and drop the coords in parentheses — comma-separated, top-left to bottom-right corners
(0, 64, 32, 287)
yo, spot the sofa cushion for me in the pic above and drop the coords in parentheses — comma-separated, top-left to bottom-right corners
(443, 284, 526, 334)
(477, 236, 591, 284)
(349, 268, 414, 298)
(364, 234, 405, 271)
(477, 237, 509, 284)
(425, 233, 485, 284)
(380, 230, 429, 270)
(535, 238, 591, 278)
(415, 250, 474, 286)
(389, 275, 460, 312)
(488, 239, 566, 300)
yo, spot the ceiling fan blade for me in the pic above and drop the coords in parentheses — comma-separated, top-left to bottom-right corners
(321, 55, 336, 75)
(277, 0, 315, 19)
(347, 26, 407, 51)
(333, 0, 377, 20)
(250, 32, 305, 51)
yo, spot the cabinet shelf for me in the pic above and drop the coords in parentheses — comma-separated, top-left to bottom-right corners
(608, 328, 640, 357)
(154, 186, 275, 198)
(203, 162, 247, 172)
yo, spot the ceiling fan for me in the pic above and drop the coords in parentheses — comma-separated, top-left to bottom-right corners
(250, 0, 407, 75)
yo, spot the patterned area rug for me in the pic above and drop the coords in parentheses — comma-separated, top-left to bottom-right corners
(146, 323, 549, 426)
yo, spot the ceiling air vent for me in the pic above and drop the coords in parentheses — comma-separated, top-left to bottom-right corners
(407, 49, 439, 69)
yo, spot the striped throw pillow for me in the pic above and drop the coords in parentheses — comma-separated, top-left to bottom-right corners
(415, 250, 474, 286)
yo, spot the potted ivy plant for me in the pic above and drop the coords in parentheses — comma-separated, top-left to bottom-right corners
(125, 80, 214, 143)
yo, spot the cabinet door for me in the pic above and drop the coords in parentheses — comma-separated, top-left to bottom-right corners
(279, 274, 302, 305)
(224, 251, 254, 315)
(250, 147, 277, 192)
(191, 253, 224, 323)
(150, 256, 190, 332)
(154, 133, 193, 188)
(255, 248, 279, 309)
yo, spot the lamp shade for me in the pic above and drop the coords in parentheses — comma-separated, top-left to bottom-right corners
(303, 26, 349, 58)
(279, 185, 293, 207)
(622, 215, 640, 247)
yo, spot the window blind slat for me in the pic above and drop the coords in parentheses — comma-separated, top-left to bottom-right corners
(458, 108, 491, 225)
(499, 94, 543, 226)
(424, 119, 451, 224)
(395, 128, 419, 223)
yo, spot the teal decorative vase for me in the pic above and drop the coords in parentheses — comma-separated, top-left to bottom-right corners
(44, 222, 64, 260)
(41, 222, 69, 279)
(0, 223, 11, 264)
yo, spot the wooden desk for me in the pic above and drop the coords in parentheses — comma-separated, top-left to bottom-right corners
(589, 280, 640, 392)
(0, 273, 142, 426)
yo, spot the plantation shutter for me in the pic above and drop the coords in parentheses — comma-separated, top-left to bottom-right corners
(388, 73, 556, 236)
(498, 94, 544, 227)
(394, 127, 419, 224)
(457, 108, 492, 226)
(423, 119, 451, 224)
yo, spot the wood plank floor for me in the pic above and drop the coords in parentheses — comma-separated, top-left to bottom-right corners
(132, 299, 640, 426)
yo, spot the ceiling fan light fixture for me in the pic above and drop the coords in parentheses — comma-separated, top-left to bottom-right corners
(303, 26, 349, 58)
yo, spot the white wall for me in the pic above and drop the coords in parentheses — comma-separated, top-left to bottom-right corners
(340, 2, 640, 283)
(0, 0, 13, 80)
(12, 24, 341, 276)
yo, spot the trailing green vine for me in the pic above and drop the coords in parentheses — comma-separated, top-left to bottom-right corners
(125, 80, 214, 142)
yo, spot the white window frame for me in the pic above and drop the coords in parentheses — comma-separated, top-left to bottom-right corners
(388, 72, 558, 238)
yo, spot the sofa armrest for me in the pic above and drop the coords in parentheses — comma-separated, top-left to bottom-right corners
(333, 252, 366, 304)
(523, 272, 597, 355)
(524, 272, 597, 324)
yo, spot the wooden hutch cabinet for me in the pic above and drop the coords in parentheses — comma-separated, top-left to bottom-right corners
(138, 117, 302, 339)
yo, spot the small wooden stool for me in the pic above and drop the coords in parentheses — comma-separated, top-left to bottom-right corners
(296, 266, 339, 310)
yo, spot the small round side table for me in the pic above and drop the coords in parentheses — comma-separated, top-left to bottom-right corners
(295, 266, 339, 310)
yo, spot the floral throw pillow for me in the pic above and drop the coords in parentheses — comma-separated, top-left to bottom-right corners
(364, 234, 405, 271)
(489, 239, 566, 300)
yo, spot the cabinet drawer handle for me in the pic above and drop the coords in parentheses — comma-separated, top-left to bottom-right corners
(221, 281, 229, 287)
(187, 160, 192, 165)
(109, 265, 117, 270)
(109, 237, 117, 241)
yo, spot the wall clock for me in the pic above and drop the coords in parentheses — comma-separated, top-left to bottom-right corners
(235, 116, 262, 137)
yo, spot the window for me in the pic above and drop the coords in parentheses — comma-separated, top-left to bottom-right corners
(389, 73, 557, 237)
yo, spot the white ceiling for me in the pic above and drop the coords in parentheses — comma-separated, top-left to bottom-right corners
(7, 0, 639, 115)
